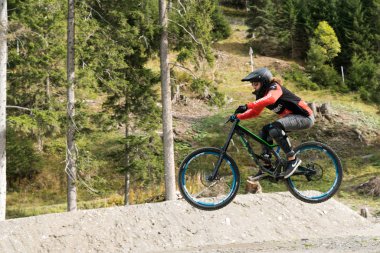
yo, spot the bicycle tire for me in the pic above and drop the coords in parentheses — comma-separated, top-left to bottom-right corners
(178, 147, 240, 211)
(285, 141, 343, 204)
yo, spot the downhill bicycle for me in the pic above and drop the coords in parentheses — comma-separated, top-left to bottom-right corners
(178, 116, 343, 211)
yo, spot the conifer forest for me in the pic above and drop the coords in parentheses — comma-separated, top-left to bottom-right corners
(0, 0, 379, 219)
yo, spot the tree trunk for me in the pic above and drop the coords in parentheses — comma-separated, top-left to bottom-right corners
(37, 133, 43, 152)
(125, 172, 130, 205)
(66, 0, 77, 211)
(46, 74, 51, 110)
(172, 84, 180, 104)
(360, 207, 369, 218)
(0, 0, 7, 221)
(159, 0, 176, 201)
(124, 123, 130, 206)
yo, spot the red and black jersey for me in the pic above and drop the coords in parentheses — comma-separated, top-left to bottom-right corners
(237, 82, 313, 120)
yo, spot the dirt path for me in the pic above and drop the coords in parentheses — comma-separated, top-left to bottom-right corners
(1, 193, 379, 253)
(163, 236, 380, 253)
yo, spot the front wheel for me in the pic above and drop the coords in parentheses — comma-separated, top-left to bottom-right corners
(178, 147, 240, 211)
(285, 141, 343, 203)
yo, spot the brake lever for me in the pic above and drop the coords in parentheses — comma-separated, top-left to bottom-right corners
(225, 115, 239, 124)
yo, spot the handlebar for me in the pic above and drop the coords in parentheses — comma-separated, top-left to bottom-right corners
(225, 114, 240, 124)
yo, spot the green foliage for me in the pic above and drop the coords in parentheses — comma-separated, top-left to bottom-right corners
(246, 0, 279, 55)
(276, 0, 298, 57)
(245, 0, 380, 103)
(349, 55, 380, 103)
(177, 48, 192, 64)
(72, 1, 164, 194)
(284, 64, 319, 90)
(189, 78, 226, 107)
(311, 21, 341, 62)
(307, 21, 342, 89)
(190, 78, 209, 94)
(7, 0, 66, 109)
(105, 134, 164, 187)
(211, 4, 232, 41)
(313, 64, 342, 89)
(169, 0, 231, 65)
(209, 89, 226, 107)
(6, 130, 41, 190)
(4, 0, 234, 213)
(335, 0, 376, 67)
(7, 109, 63, 151)
(307, 42, 328, 67)
(4, 0, 379, 219)
(220, 0, 247, 9)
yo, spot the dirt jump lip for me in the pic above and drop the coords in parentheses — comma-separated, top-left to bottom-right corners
(1, 192, 379, 253)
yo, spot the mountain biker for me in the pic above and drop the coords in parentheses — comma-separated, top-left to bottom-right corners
(234, 67, 315, 179)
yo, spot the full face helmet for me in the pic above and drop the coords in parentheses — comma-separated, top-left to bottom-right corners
(241, 67, 273, 85)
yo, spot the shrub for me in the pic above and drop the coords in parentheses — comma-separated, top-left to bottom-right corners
(284, 64, 319, 90)
(313, 64, 341, 88)
(190, 78, 209, 94)
(348, 54, 380, 103)
(190, 78, 226, 107)
(6, 130, 41, 190)
(306, 21, 343, 90)
(211, 5, 232, 41)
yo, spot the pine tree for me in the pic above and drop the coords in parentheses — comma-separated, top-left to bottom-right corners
(364, 0, 380, 62)
(277, 0, 298, 57)
(7, 0, 66, 151)
(246, 0, 279, 54)
(211, 0, 232, 41)
(335, 0, 372, 68)
(66, 0, 77, 211)
(0, 0, 7, 221)
(307, 21, 341, 88)
(170, 0, 230, 65)
(75, 0, 163, 204)
(160, 0, 176, 201)
(349, 54, 380, 102)
(7, 0, 66, 109)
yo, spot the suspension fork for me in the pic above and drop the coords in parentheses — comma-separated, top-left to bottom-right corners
(208, 120, 239, 181)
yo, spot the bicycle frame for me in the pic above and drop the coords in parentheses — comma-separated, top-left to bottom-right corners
(210, 119, 285, 180)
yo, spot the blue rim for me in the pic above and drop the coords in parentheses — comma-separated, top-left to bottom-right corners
(181, 151, 237, 207)
(288, 146, 339, 200)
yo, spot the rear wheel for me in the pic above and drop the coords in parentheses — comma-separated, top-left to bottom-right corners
(285, 141, 343, 203)
(178, 147, 240, 210)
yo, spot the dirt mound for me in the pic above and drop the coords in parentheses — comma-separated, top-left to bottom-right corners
(1, 193, 379, 253)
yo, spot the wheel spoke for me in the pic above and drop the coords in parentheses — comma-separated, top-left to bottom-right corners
(193, 180, 219, 198)
(286, 142, 342, 203)
(178, 149, 239, 210)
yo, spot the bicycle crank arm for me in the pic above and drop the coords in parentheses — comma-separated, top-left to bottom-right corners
(247, 174, 270, 182)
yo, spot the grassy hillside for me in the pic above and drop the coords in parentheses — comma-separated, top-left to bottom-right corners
(6, 9, 380, 219)
(174, 12, 380, 216)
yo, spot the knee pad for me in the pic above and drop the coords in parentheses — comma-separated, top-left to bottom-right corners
(269, 128, 291, 147)
(268, 122, 286, 139)
(260, 126, 273, 145)
(261, 124, 271, 139)
(268, 122, 293, 156)
(268, 127, 285, 139)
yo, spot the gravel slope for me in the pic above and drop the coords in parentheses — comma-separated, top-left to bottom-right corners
(1, 192, 380, 253)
